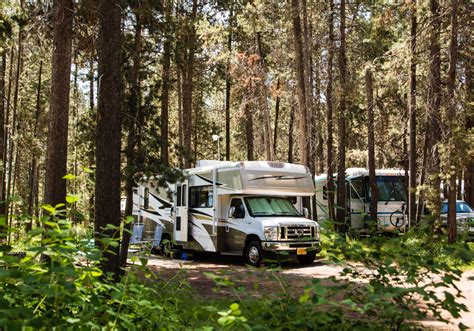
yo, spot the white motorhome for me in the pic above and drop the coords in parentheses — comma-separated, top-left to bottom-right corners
(315, 168, 407, 232)
(133, 160, 321, 266)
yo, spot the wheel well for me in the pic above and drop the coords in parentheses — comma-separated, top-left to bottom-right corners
(244, 234, 261, 248)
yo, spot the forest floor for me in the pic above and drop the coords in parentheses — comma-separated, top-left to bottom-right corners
(139, 253, 474, 330)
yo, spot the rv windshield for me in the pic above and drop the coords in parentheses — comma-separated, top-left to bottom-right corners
(370, 176, 407, 202)
(244, 197, 301, 217)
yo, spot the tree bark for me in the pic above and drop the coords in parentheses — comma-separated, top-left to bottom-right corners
(244, 100, 254, 161)
(225, 8, 233, 161)
(273, 78, 281, 157)
(326, 0, 335, 223)
(447, 0, 458, 243)
(160, 0, 172, 166)
(336, 0, 348, 231)
(182, 0, 197, 168)
(408, 1, 417, 226)
(288, 102, 296, 163)
(365, 68, 378, 225)
(44, 0, 73, 208)
(27, 61, 43, 231)
(96, 0, 122, 279)
(290, 0, 309, 167)
(120, 8, 143, 270)
(255, 32, 274, 161)
(0, 52, 6, 226)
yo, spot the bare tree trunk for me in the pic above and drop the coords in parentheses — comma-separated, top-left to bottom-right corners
(120, 9, 142, 270)
(273, 78, 281, 158)
(302, 0, 314, 172)
(288, 102, 296, 163)
(88, 57, 95, 224)
(408, 1, 417, 227)
(7, 28, 24, 242)
(423, 0, 442, 226)
(326, 0, 335, 223)
(336, 0, 348, 231)
(465, 16, 474, 206)
(225, 8, 233, 161)
(96, 0, 122, 279)
(44, 0, 73, 208)
(447, 0, 458, 243)
(0, 52, 6, 237)
(27, 61, 43, 231)
(256, 32, 274, 161)
(290, 0, 309, 167)
(160, 0, 172, 166)
(365, 68, 378, 225)
(244, 100, 254, 161)
(1, 47, 14, 232)
(177, 67, 183, 168)
(182, 0, 197, 168)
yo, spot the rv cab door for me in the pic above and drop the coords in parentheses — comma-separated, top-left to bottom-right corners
(174, 180, 189, 242)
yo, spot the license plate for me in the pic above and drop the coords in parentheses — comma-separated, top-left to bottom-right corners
(297, 248, 307, 255)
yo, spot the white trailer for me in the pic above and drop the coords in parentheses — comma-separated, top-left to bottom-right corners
(315, 168, 407, 232)
(133, 160, 321, 266)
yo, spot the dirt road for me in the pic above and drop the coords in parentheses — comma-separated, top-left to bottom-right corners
(142, 254, 473, 330)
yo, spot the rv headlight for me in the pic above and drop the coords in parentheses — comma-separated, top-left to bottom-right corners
(264, 226, 278, 241)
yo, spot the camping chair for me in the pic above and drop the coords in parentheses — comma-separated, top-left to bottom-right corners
(150, 225, 163, 254)
(128, 223, 147, 253)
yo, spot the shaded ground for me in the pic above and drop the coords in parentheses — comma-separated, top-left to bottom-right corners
(135, 253, 474, 330)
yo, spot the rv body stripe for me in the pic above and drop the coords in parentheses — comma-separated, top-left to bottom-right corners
(188, 208, 213, 218)
(149, 192, 172, 209)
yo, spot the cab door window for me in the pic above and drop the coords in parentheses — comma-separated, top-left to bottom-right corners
(230, 198, 245, 219)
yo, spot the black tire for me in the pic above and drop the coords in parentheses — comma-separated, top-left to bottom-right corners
(244, 240, 263, 267)
(297, 252, 316, 265)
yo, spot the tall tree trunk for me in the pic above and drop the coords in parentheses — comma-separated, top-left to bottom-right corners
(273, 78, 281, 157)
(447, 0, 458, 243)
(160, 0, 172, 166)
(408, 1, 417, 226)
(120, 9, 142, 270)
(288, 102, 296, 163)
(225, 8, 233, 161)
(27, 61, 43, 231)
(336, 0, 348, 231)
(0, 52, 6, 237)
(256, 32, 274, 161)
(44, 0, 73, 207)
(88, 57, 95, 224)
(464, 12, 474, 207)
(290, 0, 309, 167)
(182, 0, 197, 168)
(422, 0, 442, 226)
(1, 47, 14, 230)
(177, 67, 184, 168)
(302, 0, 314, 172)
(96, 0, 122, 279)
(365, 68, 378, 225)
(326, 0, 335, 223)
(244, 100, 254, 161)
(7, 27, 24, 241)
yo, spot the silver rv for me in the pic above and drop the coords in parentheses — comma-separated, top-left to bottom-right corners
(133, 160, 321, 266)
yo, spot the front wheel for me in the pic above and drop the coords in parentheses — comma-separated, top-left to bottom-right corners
(244, 241, 263, 267)
(297, 252, 316, 265)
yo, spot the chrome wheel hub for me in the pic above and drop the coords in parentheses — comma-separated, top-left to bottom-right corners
(248, 246, 260, 264)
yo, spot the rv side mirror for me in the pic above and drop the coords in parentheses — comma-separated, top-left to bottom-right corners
(303, 207, 310, 219)
(228, 206, 236, 219)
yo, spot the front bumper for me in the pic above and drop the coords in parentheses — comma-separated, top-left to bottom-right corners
(262, 240, 321, 252)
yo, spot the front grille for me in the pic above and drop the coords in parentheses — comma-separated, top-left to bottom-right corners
(280, 225, 313, 240)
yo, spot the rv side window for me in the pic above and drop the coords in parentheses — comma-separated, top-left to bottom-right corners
(350, 180, 365, 200)
(182, 185, 187, 206)
(230, 199, 245, 219)
(189, 186, 213, 208)
(144, 188, 149, 209)
(177, 186, 182, 207)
